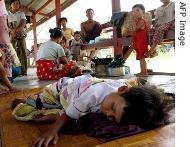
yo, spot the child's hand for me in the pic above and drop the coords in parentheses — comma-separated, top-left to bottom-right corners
(33, 114, 58, 122)
(32, 129, 59, 147)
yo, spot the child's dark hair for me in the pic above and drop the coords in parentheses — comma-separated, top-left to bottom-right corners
(49, 27, 63, 39)
(59, 17, 68, 23)
(74, 31, 81, 36)
(132, 4, 145, 13)
(120, 86, 169, 129)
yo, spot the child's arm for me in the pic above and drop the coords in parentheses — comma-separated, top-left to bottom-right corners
(33, 113, 70, 147)
(132, 19, 145, 32)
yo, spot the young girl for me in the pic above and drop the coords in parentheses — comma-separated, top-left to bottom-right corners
(146, 0, 175, 58)
(11, 75, 168, 147)
(131, 4, 149, 76)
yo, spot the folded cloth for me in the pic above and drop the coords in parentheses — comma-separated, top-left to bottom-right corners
(62, 113, 146, 141)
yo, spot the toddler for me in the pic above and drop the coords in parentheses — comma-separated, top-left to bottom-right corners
(70, 31, 86, 61)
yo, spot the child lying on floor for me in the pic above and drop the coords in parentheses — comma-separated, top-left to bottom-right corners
(11, 75, 168, 147)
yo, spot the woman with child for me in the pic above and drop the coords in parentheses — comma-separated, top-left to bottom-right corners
(36, 28, 82, 80)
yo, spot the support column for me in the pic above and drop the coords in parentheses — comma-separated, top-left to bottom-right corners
(32, 13, 38, 62)
(111, 0, 122, 56)
(55, 0, 61, 27)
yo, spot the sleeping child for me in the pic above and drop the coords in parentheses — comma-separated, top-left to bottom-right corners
(11, 74, 169, 147)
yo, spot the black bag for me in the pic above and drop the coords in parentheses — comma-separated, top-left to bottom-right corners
(111, 12, 127, 28)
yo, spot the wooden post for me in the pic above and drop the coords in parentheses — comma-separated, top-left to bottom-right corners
(55, 0, 61, 27)
(32, 13, 38, 63)
(111, 0, 123, 56)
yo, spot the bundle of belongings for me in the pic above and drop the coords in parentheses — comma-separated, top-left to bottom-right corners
(111, 11, 152, 37)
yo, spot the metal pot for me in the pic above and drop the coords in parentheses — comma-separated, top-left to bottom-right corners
(107, 67, 125, 76)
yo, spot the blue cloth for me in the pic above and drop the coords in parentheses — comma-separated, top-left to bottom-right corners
(12, 64, 21, 79)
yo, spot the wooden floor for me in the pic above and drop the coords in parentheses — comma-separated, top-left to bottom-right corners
(0, 88, 175, 147)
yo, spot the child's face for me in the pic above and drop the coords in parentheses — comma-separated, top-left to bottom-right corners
(11, 1, 20, 11)
(61, 20, 67, 27)
(74, 34, 81, 41)
(100, 86, 128, 123)
(132, 7, 144, 19)
(55, 37, 62, 44)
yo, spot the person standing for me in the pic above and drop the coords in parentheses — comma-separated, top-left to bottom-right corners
(7, 0, 27, 75)
(0, 0, 20, 94)
(60, 17, 74, 46)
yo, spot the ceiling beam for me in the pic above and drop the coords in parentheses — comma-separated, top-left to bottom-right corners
(26, 0, 38, 8)
(20, 5, 49, 18)
(38, 12, 50, 18)
(27, 0, 77, 32)
(35, 0, 53, 15)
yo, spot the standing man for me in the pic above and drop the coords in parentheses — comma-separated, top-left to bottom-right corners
(8, 0, 27, 76)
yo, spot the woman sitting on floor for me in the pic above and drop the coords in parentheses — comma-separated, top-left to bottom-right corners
(36, 28, 82, 80)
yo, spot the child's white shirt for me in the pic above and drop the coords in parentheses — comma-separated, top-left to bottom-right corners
(56, 75, 128, 119)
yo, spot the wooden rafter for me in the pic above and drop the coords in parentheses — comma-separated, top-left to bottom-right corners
(20, 5, 49, 18)
(35, 0, 53, 14)
(27, 0, 77, 32)
(26, 0, 38, 8)
(38, 12, 50, 18)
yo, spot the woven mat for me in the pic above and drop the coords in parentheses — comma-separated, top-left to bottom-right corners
(0, 88, 175, 147)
